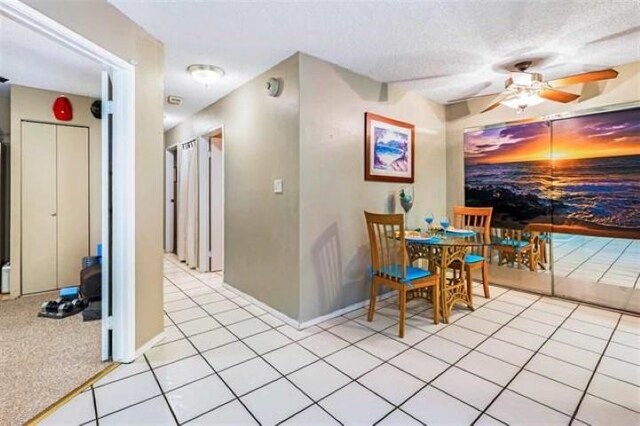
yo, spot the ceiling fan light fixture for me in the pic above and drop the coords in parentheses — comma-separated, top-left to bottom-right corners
(509, 71, 543, 87)
(500, 91, 544, 113)
(187, 64, 225, 86)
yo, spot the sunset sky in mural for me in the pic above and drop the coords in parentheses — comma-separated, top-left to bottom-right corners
(465, 108, 640, 165)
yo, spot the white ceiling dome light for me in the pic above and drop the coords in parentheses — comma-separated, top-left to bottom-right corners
(187, 64, 224, 86)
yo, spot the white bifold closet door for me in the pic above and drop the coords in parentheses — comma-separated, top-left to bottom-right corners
(21, 122, 89, 294)
(176, 143, 199, 269)
(22, 122, 58, 294)
(57, 125, 90, 286)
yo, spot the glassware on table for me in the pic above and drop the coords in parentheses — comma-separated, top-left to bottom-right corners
(440, 216, 451, 237)
(424, 212, 434, 236)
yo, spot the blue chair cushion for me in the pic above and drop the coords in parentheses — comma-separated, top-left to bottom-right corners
(465, 254, 485, 264)
(377, 265, 432, 284)
(499, 239, 529, 247)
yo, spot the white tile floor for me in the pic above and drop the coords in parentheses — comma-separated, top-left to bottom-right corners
(552, 235, 640, 288)
(42, 255, 640, 426)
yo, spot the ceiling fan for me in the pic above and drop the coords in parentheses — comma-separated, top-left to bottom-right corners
(480, 61, 618, 113)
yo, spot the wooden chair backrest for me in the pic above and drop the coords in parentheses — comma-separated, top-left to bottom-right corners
(453, 206, 493, 256)
(364, 211, 406, 282)
(490, 227, 537, 249)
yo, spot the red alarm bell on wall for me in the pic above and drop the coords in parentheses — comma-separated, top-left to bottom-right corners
(53, 96, 73, 121)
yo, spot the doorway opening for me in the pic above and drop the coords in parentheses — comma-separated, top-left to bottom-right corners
(0, 1, 136, 422)
(164, 146, 177, 254)
(165, 126, 224, 274)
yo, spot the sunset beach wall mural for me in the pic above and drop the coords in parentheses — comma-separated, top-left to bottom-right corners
(464, 107, 640, 236)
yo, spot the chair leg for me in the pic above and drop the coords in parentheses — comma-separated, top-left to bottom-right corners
(529, 250, 536, 272)
(482, 262, 490, 298)
(367, 279, 377, 322)
(466, 267, 473, 300)
(432, 283, 440, 324)
(399, 288, 406, 338)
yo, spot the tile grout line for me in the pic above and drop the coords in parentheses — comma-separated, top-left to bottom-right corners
(160, 283, 267, 426)
(175, 267, 575, 424)
(472, 302, 584, 424)
(552, 235, 597, 264)
(168, 259, 493, 425)
(157, 259, 640, 425)
(274, 298, 489, 425)
(170, 264, 634, 403)
(373, 294, 547, 425)
(182, 259, 638, 405)
(569, 314, 623, 423)
(163, 268, 347, 425)
(102, 282, 632, 421)
(445, 309, 634, 394)
(91, 386, 99, 426)
(593, 239, 634, 283)
(143, 354, 181, 425)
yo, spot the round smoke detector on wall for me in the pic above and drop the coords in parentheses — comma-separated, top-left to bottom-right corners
(266, 77, 282, 97)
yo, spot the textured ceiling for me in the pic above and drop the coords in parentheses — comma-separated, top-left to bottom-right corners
(109, 0, 640, 129)
(0, 14, 103, 98)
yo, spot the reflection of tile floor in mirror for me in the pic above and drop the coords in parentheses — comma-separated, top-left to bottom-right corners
(553, 235, 640, 288)
(41, 254, 640, 425)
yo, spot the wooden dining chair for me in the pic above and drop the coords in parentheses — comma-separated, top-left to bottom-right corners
(491, 227, 541, 272)
(452, 206, 493, 299)
(364, 211, 440, 338)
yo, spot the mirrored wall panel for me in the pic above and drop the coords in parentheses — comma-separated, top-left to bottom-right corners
(464, 106, 640, 313)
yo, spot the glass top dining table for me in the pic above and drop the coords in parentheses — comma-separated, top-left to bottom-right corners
(404, 231, 501, 247)
(403, 230, 498, 323)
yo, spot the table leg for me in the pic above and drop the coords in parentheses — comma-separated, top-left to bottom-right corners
(439, 245, 474, 323)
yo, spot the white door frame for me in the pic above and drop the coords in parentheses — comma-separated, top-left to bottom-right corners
(197, 136, 209, 272)
(209, 127, 224, 272)
(164, 148, 176, 254)
(197, 125, 224, 272)
(0, 0, 137, 362)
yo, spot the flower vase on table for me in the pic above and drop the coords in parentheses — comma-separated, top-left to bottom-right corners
(399, 187, 414, 229)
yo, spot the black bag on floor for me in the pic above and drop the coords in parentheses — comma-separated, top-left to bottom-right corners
(81, 264, 102, 301)
(82, 300, 101, 321)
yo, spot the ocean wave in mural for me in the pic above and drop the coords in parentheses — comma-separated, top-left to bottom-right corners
(464, 107, 640, 234)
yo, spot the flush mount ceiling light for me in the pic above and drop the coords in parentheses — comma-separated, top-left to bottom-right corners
(187, 64, 224, 86)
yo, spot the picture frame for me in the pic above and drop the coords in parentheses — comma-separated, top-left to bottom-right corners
(364, 112, 415, 183)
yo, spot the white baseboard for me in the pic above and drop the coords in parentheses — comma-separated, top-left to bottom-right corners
(299, 291, 395, 329)
(220, 283, 301, 328)
(221, 282, 396, 330)
(132, 331, 165, 361)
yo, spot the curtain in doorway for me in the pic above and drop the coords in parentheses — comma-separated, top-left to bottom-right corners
(177, 141, 198, 268)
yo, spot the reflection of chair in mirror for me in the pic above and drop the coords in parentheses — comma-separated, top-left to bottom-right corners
(364, 212, 440, 338)
(538, 233, 550, 268)
(452, 206, 493, 299)
(490, 228, 541, 272)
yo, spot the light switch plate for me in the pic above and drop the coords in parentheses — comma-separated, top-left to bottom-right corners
(273, 179, 283, 194)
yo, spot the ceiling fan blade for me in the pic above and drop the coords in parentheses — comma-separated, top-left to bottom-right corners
(449, 89, 501, 104)
(539, 88, 580, 103)
(547, 69, 618, 87)
(481, 94, 507, 113)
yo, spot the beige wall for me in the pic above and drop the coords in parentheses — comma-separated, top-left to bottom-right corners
(24, 0, 166, 348)
(9, 85, 102, 296)
(0, 96, 9, 138)
(165, 53, 447, 323)
(298, 54, 446, 321)
(165, 55, 301, 319)
(446, 61, 640, 211)
(1, 94, 9, 263)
